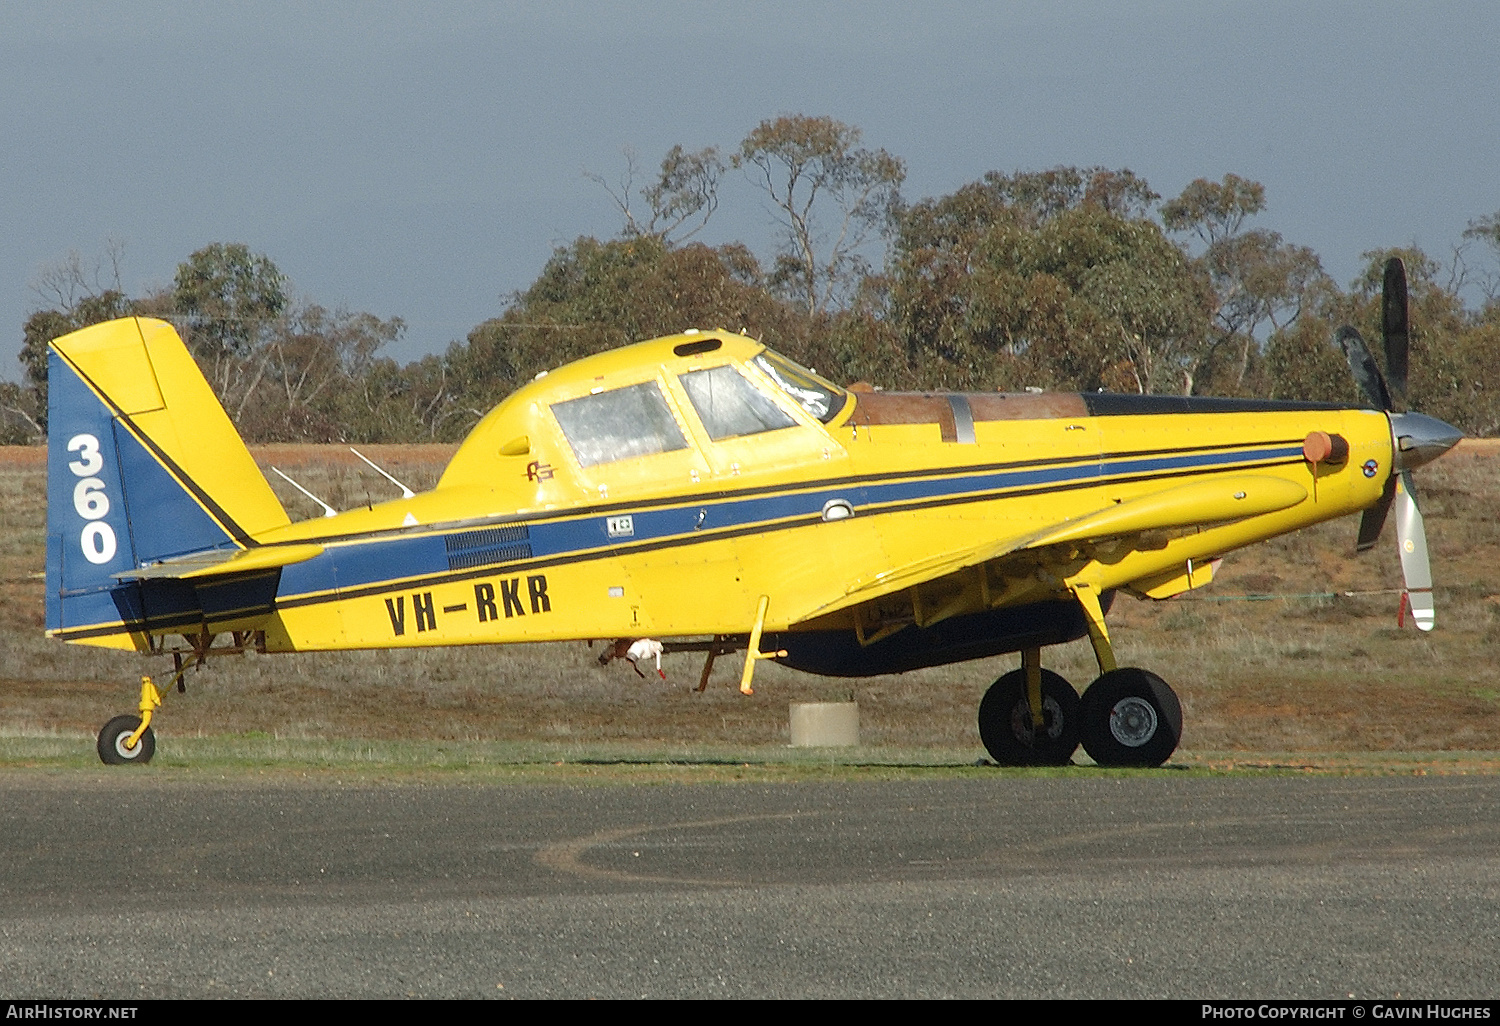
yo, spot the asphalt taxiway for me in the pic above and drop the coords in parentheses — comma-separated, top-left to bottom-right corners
(2, 773, 1497, 998)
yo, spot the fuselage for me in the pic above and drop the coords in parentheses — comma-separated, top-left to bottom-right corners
(223, 332, 1391, 656)
(46, 324, 1394, 662)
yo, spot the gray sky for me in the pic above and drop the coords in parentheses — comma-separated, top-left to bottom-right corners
(3, 1, 1497, 376)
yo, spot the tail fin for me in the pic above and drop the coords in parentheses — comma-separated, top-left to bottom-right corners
(45, 317, 290, 645)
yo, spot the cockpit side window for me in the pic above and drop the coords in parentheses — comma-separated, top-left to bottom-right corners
(679, 365, 797, 441)
(751, 351, 847, 424)
(551, 381, 688, 468)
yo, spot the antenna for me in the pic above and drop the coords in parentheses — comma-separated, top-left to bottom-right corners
(349, 447, 416, 499)
(271, 467, 338, 518)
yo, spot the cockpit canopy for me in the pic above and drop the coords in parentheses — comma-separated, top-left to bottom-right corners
(545, 342, 846, 473)
(438, 332, 849, 490)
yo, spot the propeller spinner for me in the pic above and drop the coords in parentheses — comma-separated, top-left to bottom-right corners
(1336, 258, 1461, 631)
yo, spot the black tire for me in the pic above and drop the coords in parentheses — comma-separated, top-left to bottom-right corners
(97, 715, 156, 766)
(1079, 668, 1182, 768)
(978, 668, 1081, 766)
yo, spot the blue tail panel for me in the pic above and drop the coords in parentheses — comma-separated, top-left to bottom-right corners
(111, 417, 237, 562)
(47, 351, 136, 631)
(45, 350, 235, 633)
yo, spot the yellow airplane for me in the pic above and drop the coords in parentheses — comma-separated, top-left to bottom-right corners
(46, 259, 1459, 768)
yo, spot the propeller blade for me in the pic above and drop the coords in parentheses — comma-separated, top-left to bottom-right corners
(1394, 470, 1434, 631)
(1382, 257, 1410, 404)
(1336, 326, 1392, 410)
(1356, 473, 1396, 552)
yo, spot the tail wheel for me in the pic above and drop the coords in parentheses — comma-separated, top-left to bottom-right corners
(978, 668, 1080, 766)
(1079, 668, 1181, 768)
(97, 715, 156, 766)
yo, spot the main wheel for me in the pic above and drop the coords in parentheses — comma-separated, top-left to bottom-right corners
(97, 715, 156, 765)
(1079, 668, 1182, 768)
(978, 668, 1081, 766)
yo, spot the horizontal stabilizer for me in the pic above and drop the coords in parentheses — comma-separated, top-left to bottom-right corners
(112, 543, 324, 581)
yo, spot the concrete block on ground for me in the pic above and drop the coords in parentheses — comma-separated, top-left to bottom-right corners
(789, 702, 859, 747)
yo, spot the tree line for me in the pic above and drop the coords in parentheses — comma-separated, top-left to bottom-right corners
(6, 114, 1499, 446)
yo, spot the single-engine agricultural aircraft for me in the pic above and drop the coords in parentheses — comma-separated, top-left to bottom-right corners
(46, 259, 1460, 767)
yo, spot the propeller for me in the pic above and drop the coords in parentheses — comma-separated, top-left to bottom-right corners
(1334, 257, 1460, 631)
(1381, 257, 1410, 402)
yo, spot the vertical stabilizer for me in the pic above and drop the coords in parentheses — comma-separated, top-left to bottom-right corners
(45, 317, 290, 641)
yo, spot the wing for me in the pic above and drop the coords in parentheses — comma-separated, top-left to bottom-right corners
(790, 474, 1307, 631)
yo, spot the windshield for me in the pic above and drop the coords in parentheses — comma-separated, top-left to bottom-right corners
(679, 365, 797, 440)
(750, 351, 847, 424)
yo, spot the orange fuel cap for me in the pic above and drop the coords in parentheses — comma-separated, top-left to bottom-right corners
(1303, 431, 1349, 465)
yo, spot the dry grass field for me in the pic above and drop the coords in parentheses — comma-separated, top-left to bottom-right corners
(2, 441, 1498, 763)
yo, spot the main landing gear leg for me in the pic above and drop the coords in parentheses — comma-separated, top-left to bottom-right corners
(1071, 582, 1117, 674)
(1071, 582, 1183, 768)
(1023, 647, 1045, 730)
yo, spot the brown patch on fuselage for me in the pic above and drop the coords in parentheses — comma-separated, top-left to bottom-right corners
(967, 393, 1090, 421)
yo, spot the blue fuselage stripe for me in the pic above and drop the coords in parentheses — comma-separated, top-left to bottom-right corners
(272, 444, 1303, 602)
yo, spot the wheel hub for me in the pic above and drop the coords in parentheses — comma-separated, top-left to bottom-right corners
(1011, 696, 1063, 742)
(1108, 696, 1158, 747)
